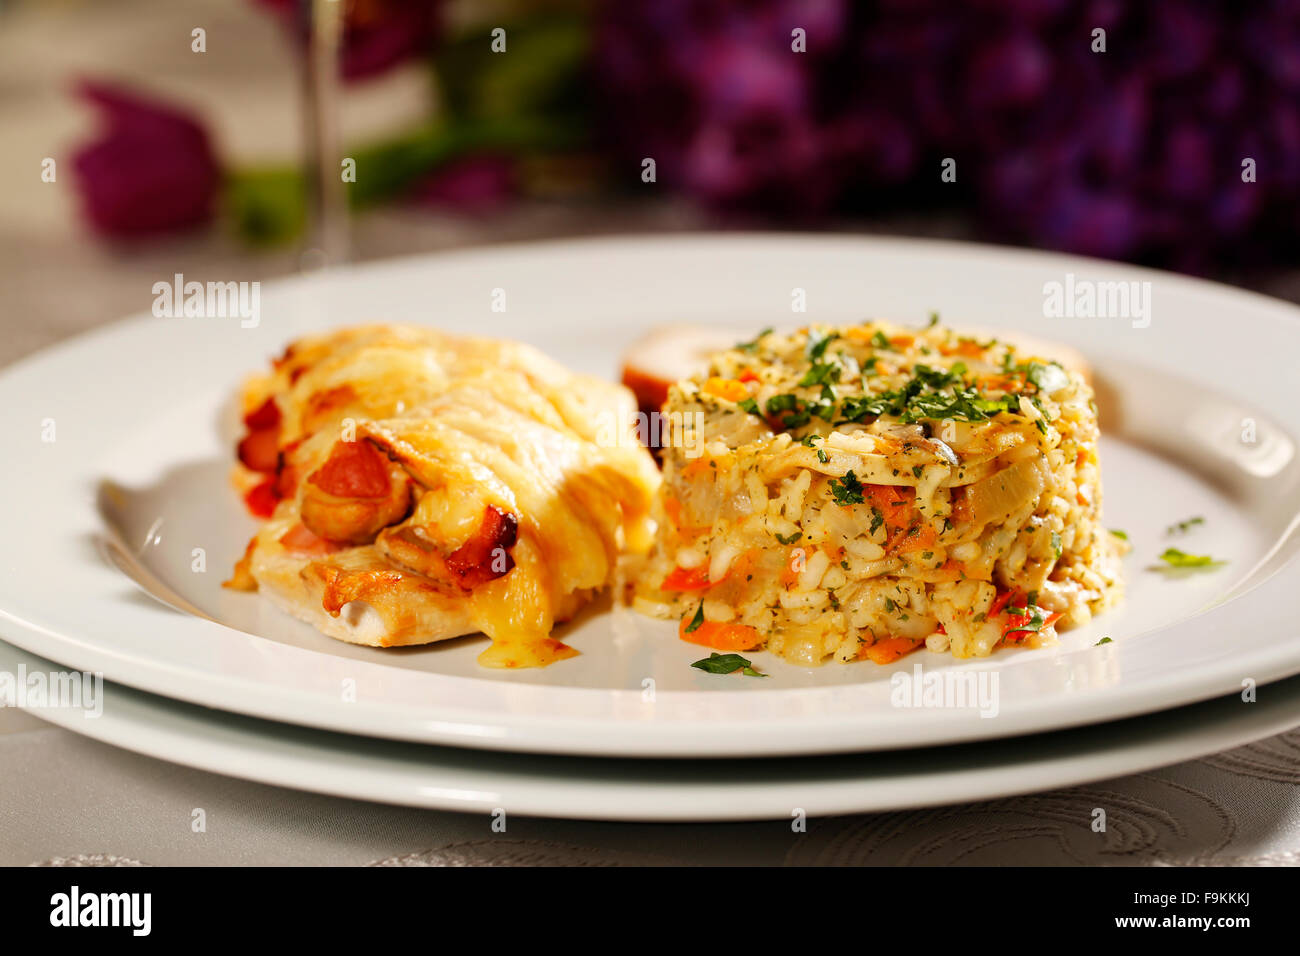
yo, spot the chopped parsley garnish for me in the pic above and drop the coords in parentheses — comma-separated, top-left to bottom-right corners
(911, 465, 924, 479)
(691, 652, 768, 678)
(737, 397, 760, 416)
(736, 327, 773, 353)
(837, 378, 1021, 427)
(743, 328, 1058, 440)
(869, 507, 885, 535)
(684, 604, 705, 633)
(765, 394, 799, 415)
(774, 531, 802, 545)
(1166, 516, 1205, 535)
(763, 393, 813, 428)
(1003, 604, 1049, 636)
(806, 329, 839, 360)
(837, 395, 882, 423)
(913, 363, 964, 388)
(800, 434, 831, 461)
(1050, 531, 1063, 559)
(1110, 529, 1128, 541)
(829, 470, 866, 506)
(1096, 637, 1113, 645)
(925, 312, 940, 328)
(784, 410, 813, 428)
(1024, 361, 1070, 394)
(811, 384, 836, 416)
(1157, 548, 1222, 570)
(798, 360, 841, 388)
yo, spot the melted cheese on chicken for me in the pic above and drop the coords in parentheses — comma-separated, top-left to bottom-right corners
(227, 325, 660, 668)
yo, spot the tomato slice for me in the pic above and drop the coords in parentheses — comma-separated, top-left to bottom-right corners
(308, 439, 392, 498)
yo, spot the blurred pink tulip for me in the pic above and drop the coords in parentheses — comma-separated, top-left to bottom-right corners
(71, 81, 221, 237)
(410, 155, 515, 212)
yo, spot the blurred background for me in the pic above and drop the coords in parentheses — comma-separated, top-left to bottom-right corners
(2, 0, 1299, 364)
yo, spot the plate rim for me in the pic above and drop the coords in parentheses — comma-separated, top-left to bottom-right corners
(7, 637, 1300, 822)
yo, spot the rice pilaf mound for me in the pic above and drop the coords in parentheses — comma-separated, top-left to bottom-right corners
(632, 320, 1126, 667)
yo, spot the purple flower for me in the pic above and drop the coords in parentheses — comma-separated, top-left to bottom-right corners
(596, 0, 1300, 269)
(966, 33, 1051, 111)
(410, 155, 515, 212)
(594, 0, 896, 218)
(71, 81, 221, 238)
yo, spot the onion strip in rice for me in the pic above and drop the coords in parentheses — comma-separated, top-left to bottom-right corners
(961, 456, 1050, 530)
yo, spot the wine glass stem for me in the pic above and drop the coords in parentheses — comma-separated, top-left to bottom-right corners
(303, 0, 348, 265)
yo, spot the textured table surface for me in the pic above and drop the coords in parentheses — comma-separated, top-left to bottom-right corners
(2, 704, 1298, 866)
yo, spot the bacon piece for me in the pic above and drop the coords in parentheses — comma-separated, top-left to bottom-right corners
(445, 505, 518, 589)
(242, 396, 281, 430)
(244, 477, 280, 518)
(238, 424, 280, 473)
(279, 522, 340, 556)
(274, 438, 304, 499)
(237, 397, 282, 473)
(377, 507, 521, 590)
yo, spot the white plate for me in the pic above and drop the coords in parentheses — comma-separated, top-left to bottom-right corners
(1, 235, 1298, 757)
(6, 637, 1300, 821)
